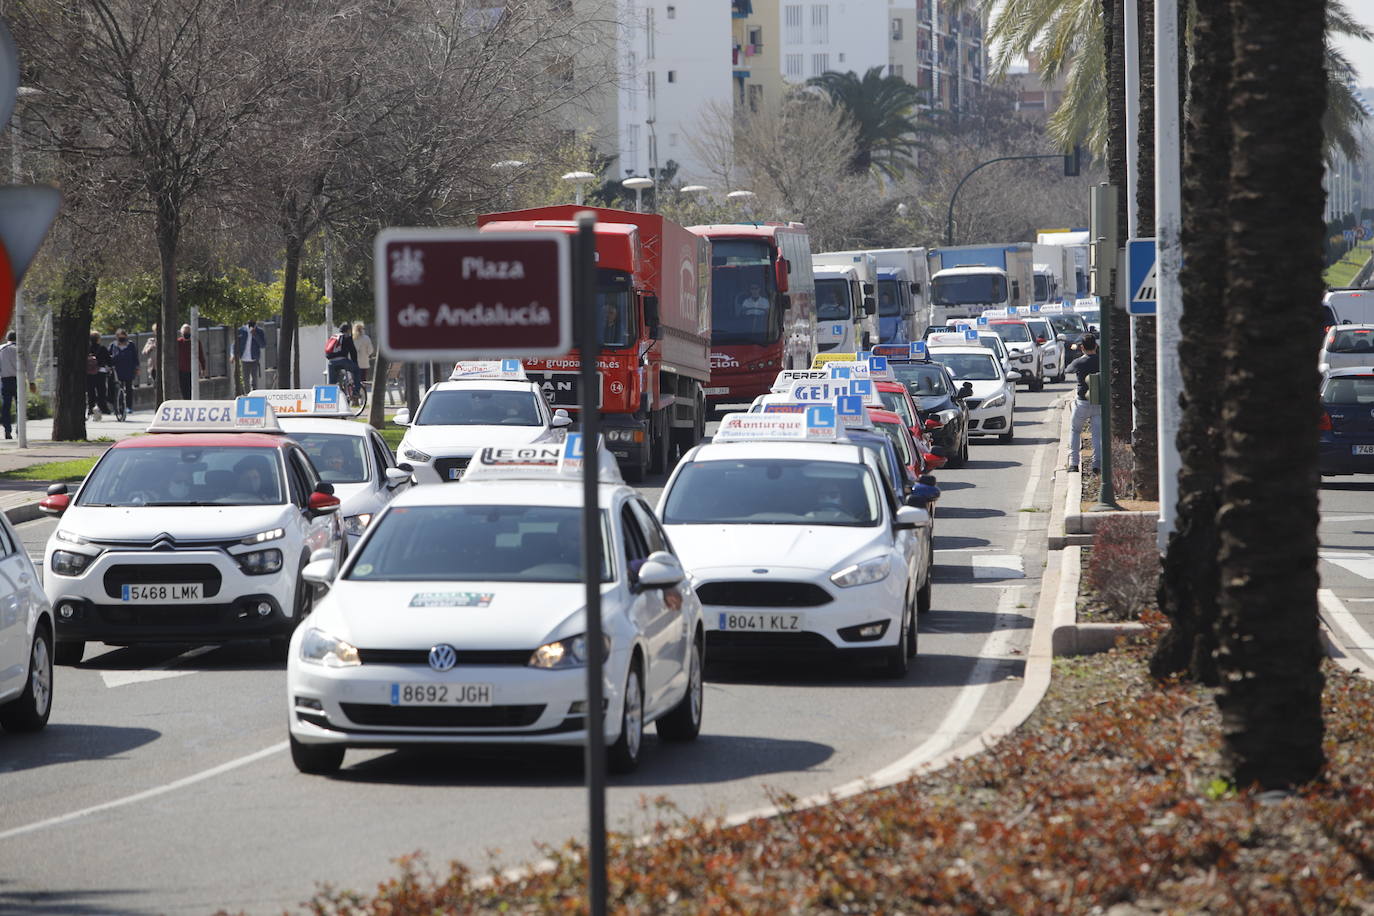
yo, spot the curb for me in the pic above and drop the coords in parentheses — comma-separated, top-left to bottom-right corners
(1050, 544, 1148, 655)
(5, 501, 42, 525)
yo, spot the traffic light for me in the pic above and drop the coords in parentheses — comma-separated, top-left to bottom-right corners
(0, 19, 60, 333)
(1064, 144, 1083, 178)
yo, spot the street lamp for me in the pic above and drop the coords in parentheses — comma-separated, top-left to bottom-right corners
(561, 170, 596, 206)
(727, 189, 756, 220)
(680, 185, 709, 195)
(491, 159, 526, 209)
(622, 176, 654, 213)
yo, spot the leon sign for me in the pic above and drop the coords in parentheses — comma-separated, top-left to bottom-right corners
(375, 228, 572, 360)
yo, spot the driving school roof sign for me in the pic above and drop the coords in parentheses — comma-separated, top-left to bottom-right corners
(375, 228, 572, 360)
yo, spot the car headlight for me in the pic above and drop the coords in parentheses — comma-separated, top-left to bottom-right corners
(935, 408, 960, 425)
(981, 392, 1007, 409)
(342, 513, 373, 536)
(241, 527, 285, 545)
(237, 548, 283, 575)
(1018, 354, 1035, 364)
(831, 556, 891, 588)
(528, 633, 612, 669)
(54, 528, 88, 545)
(51, 550, 95, 577)
(402, 448, 432, 462)
(299, 628, 361, 667)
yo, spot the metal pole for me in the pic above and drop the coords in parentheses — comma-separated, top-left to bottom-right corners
(15, 292, 25, 447)
(575, 211, 607, 916)
(1125, 0, 1141, 422)
(1091, 183, 1122, 511)
(190, 307, 200, 400)
(324, 225, 335, 377)
(945, 154, 1068, 246)
(1154, 0, 1183, 547)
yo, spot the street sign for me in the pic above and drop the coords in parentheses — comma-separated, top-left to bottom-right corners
(1127, 237, 1157, 316)
(374, 228, 572, 360)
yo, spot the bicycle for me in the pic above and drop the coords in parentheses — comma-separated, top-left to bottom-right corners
(332, 366, 369, 417)
(111, 375, 128, 422)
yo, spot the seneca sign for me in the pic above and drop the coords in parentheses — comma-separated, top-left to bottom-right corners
(375, 228, 572, 360)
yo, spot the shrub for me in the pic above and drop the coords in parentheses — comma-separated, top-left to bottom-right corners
(26, 391, 49, 420)
(1086, 512, 1158, 619)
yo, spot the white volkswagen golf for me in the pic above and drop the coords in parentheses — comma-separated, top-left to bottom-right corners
(926, 344, 1019, 443)
(285, 439, 705, 775)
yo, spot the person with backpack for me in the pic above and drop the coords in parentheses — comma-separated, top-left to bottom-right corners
(325, 321, 362, 400)
(87, 331, 112, 419)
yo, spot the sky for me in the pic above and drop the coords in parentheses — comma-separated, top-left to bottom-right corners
(1333, 6, 1374, 93)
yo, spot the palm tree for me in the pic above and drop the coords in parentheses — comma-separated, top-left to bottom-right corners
(804, 67, 933, 179)
(1212, 0, 1326, 789)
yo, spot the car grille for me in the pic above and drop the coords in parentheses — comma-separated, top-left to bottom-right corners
(103, 564, 223, 599)
(964, 398, 983, 409)
(339, 703, 545, 728)
(433, 457, 471, 482)
(356, 648, 533, 666)
(695, 581, 832, 607)
(706, 631, 836, 652)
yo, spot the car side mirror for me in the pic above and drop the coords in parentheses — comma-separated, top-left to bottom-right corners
(894, 505, 932, 530)
(552, 409, 573, 428)
(906, 482, 941, 507)
(924, 418, 942, 430)
(1035, 336, 1046, 344)
(863, 296, 876, 316)
(393, 408, 411, 426)
(384, 466, 411, 488)
(910, 282, 921, 295)
(918, 474, 937, 487)
(644, 295, 662, 340)
(308, 489, 340, 516)
(931, 445, 953, 459)
(959, 382, 974, 398)
(1007, 370, 1022, 381)
(635, 550, 685, 589)
(39, 488, 70, 517)
(303, 548, 337, 587)
(1056, 333, 1068, 342)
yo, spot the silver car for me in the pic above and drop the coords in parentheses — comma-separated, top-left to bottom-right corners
(0, 512, 54, 732)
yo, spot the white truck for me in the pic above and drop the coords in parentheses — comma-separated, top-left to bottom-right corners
(821, 247, 930, 342)
(813, 251, 880, 352)
(812, 263, 871, 354)
(1036, 229, 1091, 300)
(925, 244, 1036, 326)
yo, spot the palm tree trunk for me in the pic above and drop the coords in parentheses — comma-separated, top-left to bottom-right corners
(1131, 0, 1158, 500)
(1153, 0, 1230, 685)
(1103, 0, 1133, 444)
(1213, 0, 1327, 789)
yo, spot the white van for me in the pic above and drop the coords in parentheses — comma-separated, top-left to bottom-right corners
(1325, 289, 1374, 325)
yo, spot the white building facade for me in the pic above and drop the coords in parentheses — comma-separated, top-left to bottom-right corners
(777, 1, 888, 84)
(616, 1, 733, 185)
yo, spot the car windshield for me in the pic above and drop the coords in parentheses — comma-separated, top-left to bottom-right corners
(1049, 314, 1086, 335)
(1323, 376, 1374, 405)
(932, 273, 1007, 306)
(991, 322, 1032, 343)
(890, 363, 951, 397)
(1078, 309, 1100, 325)
(77, 445, 285, 507)
(878, 389, 915, 425)
(933, 352, 1001, 381)
(291, 432, 369, 484)
(1325, 328, 1374, 354)
(815, 278, 851, 320)
(876, 279, 903, 316)
(347, 505, 613, 583)
(662, 459, 881, 527)
(710, 239, 780, 345)
(1026, 320, 1053, 340)
(415, 389, 543, 426)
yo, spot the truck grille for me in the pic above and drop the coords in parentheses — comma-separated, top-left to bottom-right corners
(103, 564, 222, 599)
(433, 457, 470, 482)
(695, 581, 833, 607)
(339, 703, 545, 728)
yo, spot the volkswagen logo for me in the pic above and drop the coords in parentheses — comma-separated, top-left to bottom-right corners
(428, 644, 457, 672)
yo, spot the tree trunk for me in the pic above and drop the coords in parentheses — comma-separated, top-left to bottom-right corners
(157, 214, 180, 401)
(51, 270, 95, 441)
(368, 350, 389, 429)
(1103, 0, 1133, 444)
(1153, 0, 1231, 685)
(1214, 0, 1326, 789)
(279, 233, 303, 389)
(1132, 0, 1159, 500)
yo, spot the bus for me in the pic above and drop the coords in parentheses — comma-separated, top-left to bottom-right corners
(688, 222, 816, 407)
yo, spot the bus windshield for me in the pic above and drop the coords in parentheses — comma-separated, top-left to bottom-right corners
(709, 239, 781, 346)
(932, 273, 1007, 306)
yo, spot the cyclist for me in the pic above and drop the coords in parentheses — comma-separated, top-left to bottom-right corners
(108, 328, 139, 418)
(325, 321, 363, 403)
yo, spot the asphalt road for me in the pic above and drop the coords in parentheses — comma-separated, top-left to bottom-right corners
(0, 384, 1066, 915)
(1317, 478, 1374, 669)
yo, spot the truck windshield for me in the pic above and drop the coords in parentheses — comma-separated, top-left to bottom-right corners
(876, 280, 904, 316)
(709, 239, 780, 345)
(598, 270, 632, 348)
(814, 278, 851, 320)
(932, 273, 1007, 306)
(1033, 275, 1051, 302)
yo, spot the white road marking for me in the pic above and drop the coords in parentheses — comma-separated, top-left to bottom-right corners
(973, 555, 1024, 579)
(99, 645, 217, 689)
(0, 742, 287, 843)
(1319, 551, 1374, 580)
(1319, 589, 1374, 655)
(1321, 513, 1374, 523)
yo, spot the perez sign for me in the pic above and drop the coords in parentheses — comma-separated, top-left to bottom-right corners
(375, 228, 572, 359)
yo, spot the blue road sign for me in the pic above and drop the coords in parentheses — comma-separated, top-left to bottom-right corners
(1128, 237, 1157, 316)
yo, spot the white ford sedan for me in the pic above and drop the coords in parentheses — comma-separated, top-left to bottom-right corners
(286, 442, 705, 775)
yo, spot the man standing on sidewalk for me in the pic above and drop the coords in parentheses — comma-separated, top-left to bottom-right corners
(233, 319, 266, 392)
(0, 330, 35, 440)
(1066, 334, 1101, 474)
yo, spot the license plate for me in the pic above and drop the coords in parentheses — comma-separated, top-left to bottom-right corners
(390, 683, 493, 706)
(717, 612, 805, 632)
(448, 467, 464, 480)
(1355, 445, 1374, 455)
(121, 583, 203, 602)
(704, 387, 729, 396)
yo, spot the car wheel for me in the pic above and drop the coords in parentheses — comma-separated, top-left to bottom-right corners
(290, 733, 344, 775)
(0, 625, 53, 732)
(882, 610, 910, 679)
(608, 661, 645, 773)
(961, 433, 970, 465)
(906, 589, 921, 656)
(1030, 373, 1044, 392)
(999, 423, 1015, 444)
(656, 635, 703, 742)
(271, 572, 313, 660)
(649, 419, 672, 476)
(54, 639, 85, 667)
(917, 565, 933, 615)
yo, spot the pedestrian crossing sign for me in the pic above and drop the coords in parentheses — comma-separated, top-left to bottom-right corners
(1127, 238, 1156, 316)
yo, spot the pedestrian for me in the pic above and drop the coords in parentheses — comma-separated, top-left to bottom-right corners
(176, 323, 207, 399)
(1066, 333, 1101, 474)
(351, 321, 373, 382)
(0, 329, 35, 440)
(108, 328, 139, 415)
(142, 323, 159, 391)
(87, 331, 112, 418)
(234, 318, 267, 391)
(324, 321, 362, 400)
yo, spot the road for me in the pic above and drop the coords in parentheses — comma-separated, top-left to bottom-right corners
(1317, 479, 1374, 669)
(0, 385, 1065, 915)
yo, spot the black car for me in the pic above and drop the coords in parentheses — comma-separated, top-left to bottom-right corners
(887, 359, 971, 467)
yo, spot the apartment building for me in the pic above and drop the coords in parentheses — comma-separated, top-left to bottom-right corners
(887, 0, 988, 113)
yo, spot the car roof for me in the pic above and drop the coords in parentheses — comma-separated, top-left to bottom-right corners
(927, 345, 992, 356)
(386, 478, 631, 510)
(113, 433, 284, 449)
(1325, 367, 1374, 378)
(277, 418, 374, 436)
(424, 379, 543, 395)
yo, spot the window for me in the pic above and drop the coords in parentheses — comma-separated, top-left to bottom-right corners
(811, 53, 829, 76)
(893, 64, 904, 78)
(645, 6, 655, 59)
(620, 504, 650, 570)
(625, 124, 640, 174)
(630, 500, 670, 554)
(811, 4, 828, 43)
(668, 131, 678, 147)
(747, 83, 762, 111)
(891, 17, 903, 39)
(785, 53, 803, 78)
(747, 25, 763, 49)
(784, 4, 802, 44)
(837, 52, 845, 63)
(667, 70, 676, 83)
(666, 4, 675, 18)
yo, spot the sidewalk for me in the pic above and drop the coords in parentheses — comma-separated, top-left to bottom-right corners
(0, 412, 147, 524)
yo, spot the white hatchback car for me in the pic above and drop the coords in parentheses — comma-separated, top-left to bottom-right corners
(395, 361, 571, 484)
(927, 345, 1018, 443)
(286, 439, 705, 775)
(1023, 316, 1066, 382)
(1319, 324, 1374, 373)
(0, 512, 55, 732)
(657, 411, 931, 678)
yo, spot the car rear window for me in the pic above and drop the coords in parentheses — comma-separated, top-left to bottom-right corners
(1322, 376, 1374, 405)
(1326, 328, 1374, 354)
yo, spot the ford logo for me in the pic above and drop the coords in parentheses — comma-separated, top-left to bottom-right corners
(428, 644, 458, 672)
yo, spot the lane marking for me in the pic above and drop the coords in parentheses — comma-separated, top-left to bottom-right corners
(1319, 589, 1374, 654)
(98, 645, 218, 689)
(972, 555, 1024, 580)
(1319, 551, 1374, 580)
(0, 741, 287, 843)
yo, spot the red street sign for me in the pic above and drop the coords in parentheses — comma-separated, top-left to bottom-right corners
(374, 228, 571, 360)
